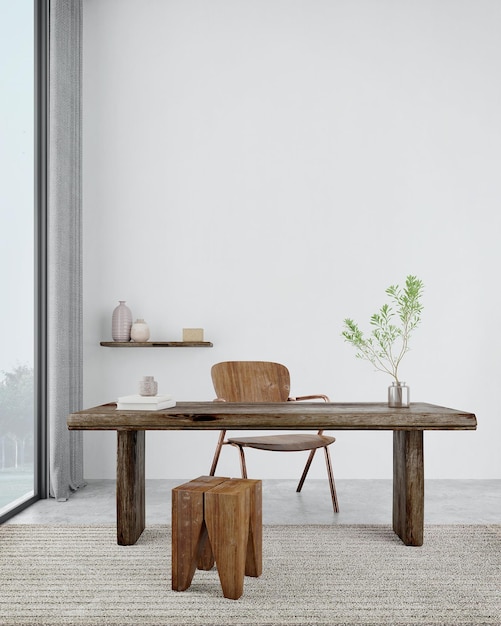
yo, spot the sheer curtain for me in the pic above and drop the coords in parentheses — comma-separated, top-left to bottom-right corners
(48, 0, 85, 500)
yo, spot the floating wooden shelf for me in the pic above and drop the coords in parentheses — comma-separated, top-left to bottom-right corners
(100, 341, 213, 348)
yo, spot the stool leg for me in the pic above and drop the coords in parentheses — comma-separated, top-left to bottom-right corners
(205, 485, 250, 600)
(171, 476, 228, 591)
(245, 480, 262, 577)
(172, 487, 204, 591)
(197, 528, 215, 571)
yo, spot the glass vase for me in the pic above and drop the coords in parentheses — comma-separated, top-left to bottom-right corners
(388, 381, 410, 408)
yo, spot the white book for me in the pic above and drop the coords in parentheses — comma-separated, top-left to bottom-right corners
(116, 398, 176, 411)
(117, 394, 176, 411)
(117, 394, 173, 404)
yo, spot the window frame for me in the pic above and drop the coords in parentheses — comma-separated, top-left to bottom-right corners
(35, 0, 48, 504)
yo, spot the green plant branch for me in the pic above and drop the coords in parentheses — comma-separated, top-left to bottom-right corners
(357, 342, 396, 378)
(342, 275, 424, 383)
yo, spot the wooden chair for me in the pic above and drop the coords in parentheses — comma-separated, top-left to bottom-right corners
(209, 361, 339, 512)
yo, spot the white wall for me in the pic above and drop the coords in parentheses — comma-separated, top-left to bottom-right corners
(82, 0, 501, 480)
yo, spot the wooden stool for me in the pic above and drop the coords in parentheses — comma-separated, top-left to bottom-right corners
(172, 475, 262, 600)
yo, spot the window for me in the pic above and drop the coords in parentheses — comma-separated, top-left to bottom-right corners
(0, 0, 46, 522)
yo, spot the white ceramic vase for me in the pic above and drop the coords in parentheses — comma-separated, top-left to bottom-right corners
(111, 301, 132, 342)
(131, 319, 150, 342)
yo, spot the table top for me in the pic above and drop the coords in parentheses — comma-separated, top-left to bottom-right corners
(67, 401, 477, 431)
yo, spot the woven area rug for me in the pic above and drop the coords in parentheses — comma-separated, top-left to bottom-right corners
(0, 525, 500, 626)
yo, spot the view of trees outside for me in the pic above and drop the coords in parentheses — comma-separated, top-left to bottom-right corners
(0, 0, 36, 514)
(0, 366, 35, 511)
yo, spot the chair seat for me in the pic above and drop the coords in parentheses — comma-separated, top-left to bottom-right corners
(227, 433, 336, 452)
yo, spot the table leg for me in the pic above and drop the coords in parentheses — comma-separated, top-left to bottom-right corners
(116, 430, 145, 545)
(392, 430, 424, 546)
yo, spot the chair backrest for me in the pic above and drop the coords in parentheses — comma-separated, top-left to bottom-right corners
(211, 361, 291, 402)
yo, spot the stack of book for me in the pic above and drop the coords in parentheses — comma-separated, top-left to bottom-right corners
(116, 394, 176, 411)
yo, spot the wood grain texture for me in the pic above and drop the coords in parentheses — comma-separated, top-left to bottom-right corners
(69, 402, 475, 549)
(244, 479, 262, 578)
(205, 479, 262, 599)
(171, 476, 228, 590)
(100, 341, 213, 348)
(393, 431, 424, 546)
(68, 401, 477, 431)
(211, 361, 291, 402)
(227, 433, 336, 451)
(116, 431, 145, 546)
(172, 477, 262, 600)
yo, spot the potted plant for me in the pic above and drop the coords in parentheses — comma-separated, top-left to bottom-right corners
(341, 275, 424, 407)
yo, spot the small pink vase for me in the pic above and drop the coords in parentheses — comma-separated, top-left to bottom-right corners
(112, 301, 132, 342)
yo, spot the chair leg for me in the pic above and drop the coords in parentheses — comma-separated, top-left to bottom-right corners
(210, 431, 226, 476)
(296, 449, 317, 493)
(324, 446, 339, 513)
(235, 445, 248, 479)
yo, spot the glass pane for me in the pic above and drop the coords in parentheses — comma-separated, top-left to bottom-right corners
(0, 0, 35, 515)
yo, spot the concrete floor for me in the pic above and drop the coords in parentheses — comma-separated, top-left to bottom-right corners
(6, 479, 501, 525)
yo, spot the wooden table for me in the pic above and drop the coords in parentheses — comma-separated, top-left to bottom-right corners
(67, 401, 476, 547)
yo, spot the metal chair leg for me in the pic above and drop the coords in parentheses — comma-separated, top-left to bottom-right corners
(210, 431, 226, 475)
(324, 446, 339, 513)
(296, 448, 317, 493)
(235, 445, 248, 479)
